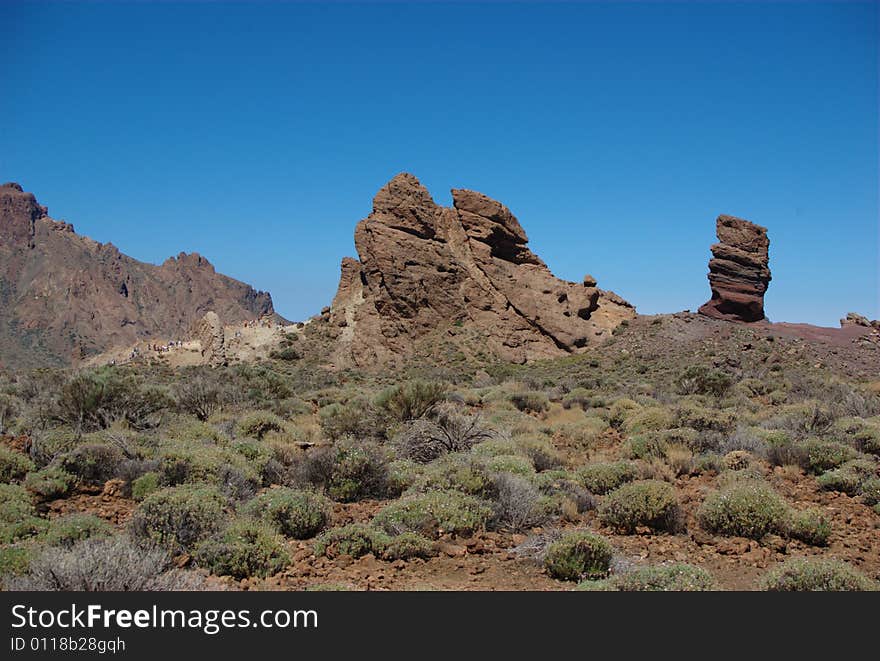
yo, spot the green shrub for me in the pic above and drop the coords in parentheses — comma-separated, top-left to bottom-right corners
(676, 365, 733, 397)
(0, 546, 32, 581)
(487, 454, 535, 476)
(131, 472, 161, 501)
(372, 491, 491, 538)
(598, 481, 682, 533)
(0, 446, 34, 482)
(375, 381, 447, 422)
(762, 558, 877, 591)
(576, 461, 637, 495)
(313, 524, 390, 558)
(608, 398, 640, 428)
(800, 438, 859, 474)
(318, 400, 384, 442)
(413, 454, 495, 498)
(44, 513, 113, 548)
(245, 488, 330, 539)
(23, 466, 77, 500)
(0, 484, 48, 544)
(674, 401, 736, 432)
(622, 407, 674, 434)
(623, 432, 669, 460)
(860, 477, 880, 506)
(381, 532, 437, 561)
(296, 441, 392, 502)
(581, 563, 716, 591)
(195, 518, 290, 579)
(816, 459, 876, 495)
(236, 411, 285, 440)
(59, 443, 124, 485)
(156, 442, 260, 499)
(543, 531, 614, 581)
(786, 509, 831, 546)
(130, 485, 226, 552)
(508, 391, 549, 414)
(698, 481, 789, 539)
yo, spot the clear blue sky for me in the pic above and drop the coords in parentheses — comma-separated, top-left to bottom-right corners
(2, 1, 877, 326)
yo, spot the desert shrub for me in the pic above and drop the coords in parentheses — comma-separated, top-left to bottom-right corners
(766, 402, 837, 439)
(622, 407, 674, 434)
(623, 432, 669, 460)
(698, 481, 789, 539)
(131, 472, 161, 501)
(674, 401, 736, 432)
(412, 454, 496, 498)
(245, 488, 330, 539)
(6, 537, 202, 591)
(552, 417, 609, 449)
(375, 380, 447, 423)
(761, 429, 808, 467)
(195, 518, 289, 579)
(28, 427, 81, 467)
(0, 445, 34, 482)
(561, 388, 596, 411)
(491, 473, 552, 532)
(313, 524, 390, 559)
(786, 509, 831, 546)
(0, 393, 20, 435)
(576, 461, 637, 495)
(385, 459, 421, 496)
(582, 563, 716, 591)
(598, 480, 682, 533)
(23, 466, 76, 500)
(515, 434, 563, 471)
(381, 532, 437, 561)
(608, 398, 640, 428)
(393, 405, 493, 463)
(860, 477, 880, 506)
(761, 558, 877, 591)
(799, 438, 859, 474)
(294, 441, 392, 502)
(372, 490, 491, 537)
(532, 471, 596, 513)
(0, 483, 48, 543)
(43, 513, 113, 548)
(130, 484, 226, 552)
(816, 459, 876, 495)
(54, 370, 170, 433)
(676, 365, 733, 397)
(0, 546, 32, 582)
(59, 443, 124, 485)
(156, 442, 260, 500)
(832, 417, 880, 455)
(543, 531, 614, 581)
(236, 410, 285, 440)
(488, 454, 535, 476)
(318, 399, 384, 442)
(508, 391, 550, 414)
(174, 374, 229, 421)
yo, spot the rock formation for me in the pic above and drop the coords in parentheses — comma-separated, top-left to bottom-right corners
(328, 173, 635, 366)
(194, 311, 227, 366)
(698, 214, 771, 323)
(840, 312, 879, 329)
(0, 182, 276, 368)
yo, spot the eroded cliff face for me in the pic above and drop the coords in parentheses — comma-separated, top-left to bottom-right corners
(0, 182, 274, 368)
(698, 214, 771, 323)
(328, 173, 635, 366)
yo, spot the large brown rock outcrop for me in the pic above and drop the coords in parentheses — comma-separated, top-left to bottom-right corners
(194, 311, 227, 367)
(0, 182, 275, 368)
(698, 214, 771, 323)
(328, 173, 635, 366)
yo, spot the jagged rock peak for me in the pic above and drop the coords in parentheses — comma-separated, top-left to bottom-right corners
(328, 173, 635, 367)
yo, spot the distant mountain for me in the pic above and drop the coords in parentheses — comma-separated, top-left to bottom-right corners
(0, 182, 275, 368)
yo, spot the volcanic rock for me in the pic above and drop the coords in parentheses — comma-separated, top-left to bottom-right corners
(0, 182, 275, 368)
(840, 312, 879, 329)
(698, 214, 771, 323)
(328, 173, 635, 366)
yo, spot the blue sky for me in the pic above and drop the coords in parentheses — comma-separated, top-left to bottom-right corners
(2, 1, 877, 326)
